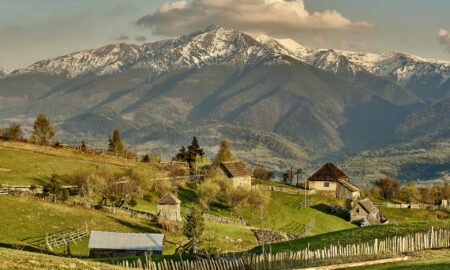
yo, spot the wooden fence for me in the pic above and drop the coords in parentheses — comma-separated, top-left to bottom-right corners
(203, 213, 250, 227)
(45, 226, 89, 251)
(253, 184, 316, 196)
(375, 202, 448, 210)
(117, 227, 450, 270)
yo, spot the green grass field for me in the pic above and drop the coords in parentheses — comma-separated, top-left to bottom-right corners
(351, 249, 450, 270)
(249, 220, 450, 254)
(379, 207, 450, 223)
(0, 247, 126, 270)
(0, 147, 122, 186)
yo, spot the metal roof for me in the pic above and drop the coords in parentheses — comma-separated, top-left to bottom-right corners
(88, 231, 164, 251)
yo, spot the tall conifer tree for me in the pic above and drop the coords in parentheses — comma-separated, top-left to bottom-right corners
(215, 140, 233, 164)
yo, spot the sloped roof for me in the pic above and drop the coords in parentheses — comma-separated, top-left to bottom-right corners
(158, 193, 181, 205)
(337, 178, 359, 192)
(220, 161, 252, 178)
(357, 198, 378, 214)
(308, 162, 349, 182)
(88, 231, 164, 251)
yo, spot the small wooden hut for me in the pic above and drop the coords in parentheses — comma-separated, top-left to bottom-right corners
(219, 161, 252, 188)
(157, 193, 182, 221)
(350, 198, 389, 226)
(88, 231, 164, 258)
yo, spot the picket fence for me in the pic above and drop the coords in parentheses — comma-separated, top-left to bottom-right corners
(117, 227, 450, 270)
(203, 213, 250, 227)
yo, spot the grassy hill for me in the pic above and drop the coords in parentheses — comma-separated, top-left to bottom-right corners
(0, 247, 126, 270)
(0, 142, 124, 186)
(249, 220, 450, 254)
(352, 249, 450, 269)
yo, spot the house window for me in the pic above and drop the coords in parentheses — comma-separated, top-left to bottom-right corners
(324, 182, 330, 187)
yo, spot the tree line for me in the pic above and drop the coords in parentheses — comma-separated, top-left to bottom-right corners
(363, 176, 450, 204)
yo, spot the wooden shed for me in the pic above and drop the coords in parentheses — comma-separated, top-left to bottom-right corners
(219, 161, 252, 188)
(307, 162, 349, 197)
(336, 178, 360, 201)
(350, 198, 389, 226)
(157, 193, 182, 221)
(88, 231, 164, 258)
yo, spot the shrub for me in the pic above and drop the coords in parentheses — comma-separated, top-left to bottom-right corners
(197, 180, 220, 210)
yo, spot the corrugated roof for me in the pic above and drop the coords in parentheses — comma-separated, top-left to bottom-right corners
(220, 161, 251, 178)
(308, 162, 349, 182)
(358, 198, 378, 214)
(158, 193, 181, 205)
(88, 231, 164, 251)
(337, 178, 359, 192)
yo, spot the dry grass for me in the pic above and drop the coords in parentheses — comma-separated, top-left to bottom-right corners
(0, 247, 126, 270)
(0, 140, 139, 168)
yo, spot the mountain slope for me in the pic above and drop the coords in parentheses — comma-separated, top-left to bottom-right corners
(256, 35, 450, 101)
(0, 25, 448, 178)
(0, 67, 8, 78)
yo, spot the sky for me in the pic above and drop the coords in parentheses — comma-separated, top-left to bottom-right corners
(1, 0, 449, 71)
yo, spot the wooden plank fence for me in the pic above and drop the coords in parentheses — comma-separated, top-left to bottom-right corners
(117, 227, 450, 270)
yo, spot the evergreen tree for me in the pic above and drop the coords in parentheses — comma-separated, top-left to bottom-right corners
(215, 140, 233, 164)
(108, 129, 124, 154)
(174, 145, 188, 161)
(32, 113, 55, 145)
(182, 206, 205, 254)
(187, 136, 204, 163)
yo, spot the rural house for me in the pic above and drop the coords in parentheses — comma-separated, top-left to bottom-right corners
(350, 198, 389, 226)
(157, 193, 182, 221)
(219, 161, 252, 188)
(307, 162, 359, 199)
(88, 231, 164, 258)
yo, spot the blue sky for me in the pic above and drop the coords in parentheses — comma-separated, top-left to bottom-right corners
(1, 0, 449, 71)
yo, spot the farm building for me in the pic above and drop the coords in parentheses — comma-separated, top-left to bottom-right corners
(307, 162, 359, 199)
(336, 178, 360, 201)
(88, 231, 164, 258)
(157, 193, 182, 221)
(219, 161, 252, 188)
(350, 198, 389, 226)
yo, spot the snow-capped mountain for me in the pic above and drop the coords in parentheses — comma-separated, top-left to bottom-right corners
(256, 34, 450, 99)
(11, 25, 279, 79)
(7, 25, 450, 99)
(0, 67, 9, 78)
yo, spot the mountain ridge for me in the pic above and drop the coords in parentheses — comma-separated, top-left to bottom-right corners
(0, 25, 449, 183)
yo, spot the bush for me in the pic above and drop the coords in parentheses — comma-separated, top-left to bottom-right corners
(197, 180, 220, 210)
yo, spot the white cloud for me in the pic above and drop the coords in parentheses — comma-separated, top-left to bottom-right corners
(438, 28, 450, 52)
(136, 0, 375, 37)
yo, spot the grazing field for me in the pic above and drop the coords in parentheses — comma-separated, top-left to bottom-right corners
(351, 249, 450, 270)
(379, 207, 450, 222)
(0, 247, 126, 270)
(0, 146, 123, 186)
(249, 220, 450, 254)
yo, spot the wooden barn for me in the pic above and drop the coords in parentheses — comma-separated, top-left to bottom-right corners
(157, 193, 182, 222)
(350, 199, 389, 226)
(336, 178, 360, 201)
(307, 162, 359, 199)
(219, 161, 252, 188)
(88, 231, 164, 258)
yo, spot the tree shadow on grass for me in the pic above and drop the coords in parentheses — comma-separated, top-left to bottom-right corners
(311, 203, 350, 221)
(106, 216, 160, 233)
